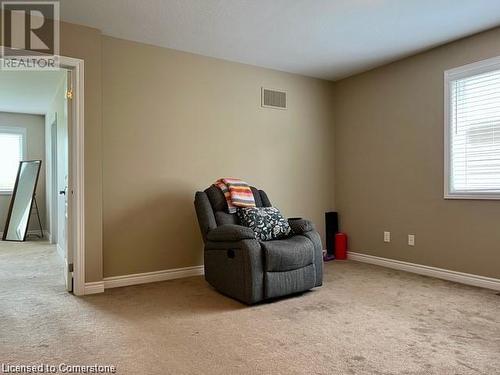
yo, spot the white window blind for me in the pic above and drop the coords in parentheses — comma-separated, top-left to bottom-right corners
(446, 58, 500, 199)
(0, 130, 25, 192)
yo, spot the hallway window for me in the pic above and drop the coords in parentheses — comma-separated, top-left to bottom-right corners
(0, 127, 26, 193)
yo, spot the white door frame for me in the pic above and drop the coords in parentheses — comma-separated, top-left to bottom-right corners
(59, 55, 85, 296)
(0, 53, 86, 296)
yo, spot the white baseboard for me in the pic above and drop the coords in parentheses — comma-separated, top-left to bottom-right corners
(82, 265, 205, 295)
(84, 281, 105, 295)
(104, 265, 205, 289)
(348, 252, 500, 291)
(26, 229, 50, 237)
(0, 230, 50, 240)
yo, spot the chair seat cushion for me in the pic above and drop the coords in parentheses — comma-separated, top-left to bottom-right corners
(262, 236, 314, 272)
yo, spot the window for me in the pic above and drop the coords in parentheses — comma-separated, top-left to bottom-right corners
(0, 127, 26, 194)
(444, 56, 500, 199)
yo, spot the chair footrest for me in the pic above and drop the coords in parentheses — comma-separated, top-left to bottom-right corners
(264, 264, 316, 299)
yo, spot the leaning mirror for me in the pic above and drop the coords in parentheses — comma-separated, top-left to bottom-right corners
(2, 160, 42, 241)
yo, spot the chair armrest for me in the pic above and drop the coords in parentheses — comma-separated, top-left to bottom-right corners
(204, 238, 264, 304)
(288, 219, 315, 234)
(207, 224, 256, 242)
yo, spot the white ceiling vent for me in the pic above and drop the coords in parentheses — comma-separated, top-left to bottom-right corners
(261, 87, 287, 110)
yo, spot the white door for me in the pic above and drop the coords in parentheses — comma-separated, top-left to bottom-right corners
(57, 70, 72, 292)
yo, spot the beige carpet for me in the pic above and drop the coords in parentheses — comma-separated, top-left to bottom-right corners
(1, 240, 499, 375)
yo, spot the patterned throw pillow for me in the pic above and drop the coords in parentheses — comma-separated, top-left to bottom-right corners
(237, 207, 291, 241)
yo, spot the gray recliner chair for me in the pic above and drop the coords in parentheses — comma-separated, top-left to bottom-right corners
(194, 185, 323, 304)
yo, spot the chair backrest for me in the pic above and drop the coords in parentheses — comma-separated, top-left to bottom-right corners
(204, 185, 271, 226)
(194, 185, 272, 243)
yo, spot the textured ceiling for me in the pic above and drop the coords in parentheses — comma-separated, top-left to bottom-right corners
(60, 0, 500, 80)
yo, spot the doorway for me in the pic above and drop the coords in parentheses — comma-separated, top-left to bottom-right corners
(0, 55, 85, 295)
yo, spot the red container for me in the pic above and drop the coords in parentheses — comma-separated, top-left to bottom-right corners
(335, 233, 348, 260)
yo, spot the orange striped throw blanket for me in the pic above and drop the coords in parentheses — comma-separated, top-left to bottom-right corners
(215, 178, 256, 213)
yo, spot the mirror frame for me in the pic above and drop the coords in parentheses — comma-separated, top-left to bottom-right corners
(2, 160, 42, 242)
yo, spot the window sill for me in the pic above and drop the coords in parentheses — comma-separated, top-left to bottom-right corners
(445, 193, 500, 200)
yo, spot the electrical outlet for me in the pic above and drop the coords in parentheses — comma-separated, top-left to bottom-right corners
(408, 234, 415, 246)
(384, 231, 391, 243)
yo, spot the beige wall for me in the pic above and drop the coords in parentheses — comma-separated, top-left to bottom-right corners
(0, 112, 46, 233)
(333, 27, 500, 279)
(101, 36, 335, 277)
(5, 17, 496, 283)
(0, 17, 335, 282)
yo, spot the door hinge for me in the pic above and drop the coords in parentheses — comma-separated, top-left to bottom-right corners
(68, 263, 74, 272)
(66, 89, 73, 99)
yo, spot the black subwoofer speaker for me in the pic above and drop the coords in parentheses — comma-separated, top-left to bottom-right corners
(325, 212, 338, 256)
